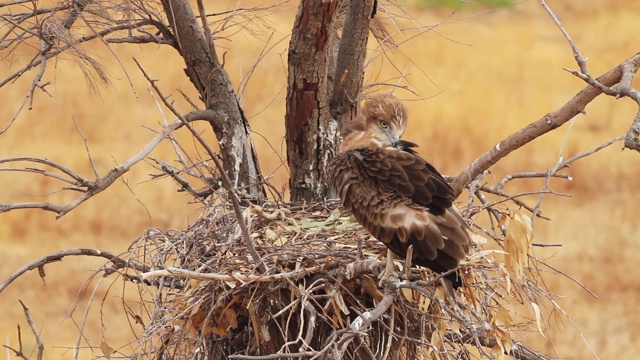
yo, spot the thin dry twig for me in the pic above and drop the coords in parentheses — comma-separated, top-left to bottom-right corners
(141, 264, 333, 284)
(452, 52, 640, 196)
(538, 1, 640, 153)
(2, 301, 45, 360)
(0, 248, 150, 294)
(0, 110, 217, 218)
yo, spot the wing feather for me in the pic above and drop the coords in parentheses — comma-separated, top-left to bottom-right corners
(356, 147, 453, 215)
(328, 143, 471, 286)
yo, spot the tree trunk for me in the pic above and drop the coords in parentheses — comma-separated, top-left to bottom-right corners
(330, 0, 376, 127)
(160, 0, 265, 199)
(285, 1, 375, 202)
(285, 0, 340, 202)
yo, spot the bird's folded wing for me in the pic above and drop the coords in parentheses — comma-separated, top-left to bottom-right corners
(354, 147, 454, 215)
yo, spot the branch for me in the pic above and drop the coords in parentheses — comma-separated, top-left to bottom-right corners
(538, 1, 640, 153)
(0, 110, 217, 218)
(62, 0, 92, 30)
(133, 58, 267, 272)
(0, 248, 150, 294)
(327, 275, 397, 359)
(19, 301, 45, 360)
(452, 328, 550, 360)
(2, 301, 45, 360)
(452, 53, 640, 197)
(140, 263, 333, 283)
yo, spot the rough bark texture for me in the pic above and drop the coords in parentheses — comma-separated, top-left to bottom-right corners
(330, 0, 376, 126)
(160, 0, 265, 199)
(285, 0, 341, 202)
(286, 1, 375, 202)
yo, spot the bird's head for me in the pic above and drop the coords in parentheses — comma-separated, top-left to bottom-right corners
(360, 93, 408, 147)
(338, 94, 409, 153)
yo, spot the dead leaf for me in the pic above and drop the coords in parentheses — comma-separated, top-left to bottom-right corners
(265, 228, 277, 241)
(325, 208, 341, 223)
(333, 289, 350, 315)
(470, 232, 488, 245)
(498, 263, 512, 295)
(418, 293, 431, 312)
(531, 302, 545, 336)
(490, 305, 513, 358)
(400, 288, 414, 302)
(504, 212, 533, 280)
(100, 339, 114, 359)
(248, 303, 260, 347)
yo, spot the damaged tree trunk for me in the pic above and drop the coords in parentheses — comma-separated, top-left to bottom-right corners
(286, 0, 375, 202)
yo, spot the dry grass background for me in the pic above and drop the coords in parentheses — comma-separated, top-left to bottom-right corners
(1, 0, 639, 358)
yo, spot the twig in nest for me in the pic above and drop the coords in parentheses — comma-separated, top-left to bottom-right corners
(141, 263, 335, 283)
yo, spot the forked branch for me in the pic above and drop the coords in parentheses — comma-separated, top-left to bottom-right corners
(452, 52, 640, 197)
(0, 110, 217, 218)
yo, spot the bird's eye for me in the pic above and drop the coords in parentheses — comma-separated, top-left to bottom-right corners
(379, 121, 389, 129)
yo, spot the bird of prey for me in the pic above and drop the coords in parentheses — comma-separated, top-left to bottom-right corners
(328, 94, 471, 288)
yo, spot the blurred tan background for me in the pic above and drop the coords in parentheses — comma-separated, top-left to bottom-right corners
(1, 0, 639, 358)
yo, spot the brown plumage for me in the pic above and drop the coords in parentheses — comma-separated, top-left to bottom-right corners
(328, 94, 470, 288)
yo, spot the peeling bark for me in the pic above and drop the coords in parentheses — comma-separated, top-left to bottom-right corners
(286, 0, 341, 202)
(286, 1, 375, 202)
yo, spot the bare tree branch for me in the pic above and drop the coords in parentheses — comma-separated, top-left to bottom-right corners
(452, 52, 640, 197)
(0, 110, 216, 218)
(2, 301, 45, 360)
(538, 0, 640, 153)
(159, 0, 265, 198)
(141, 263, 332, 284)
(0, 248, 150, 295)
(133, 58, 267, 272)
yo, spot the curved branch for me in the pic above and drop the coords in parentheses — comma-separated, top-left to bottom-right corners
(0, 110, 217, 218)
(452, 53, 640, 197)
(0, 248, 150, 294)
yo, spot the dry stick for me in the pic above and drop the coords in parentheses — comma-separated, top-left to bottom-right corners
(0, 110, 216, 217)
(451, 53, 640, 198)
(538, 1, 596, 83)
(73, 277, 103, 360)
(0, 17, 174, 91)
(141, 264, 332, 283)
(19, 300, 45, 360)
(561, 135, 625, 169)
(495, 172, 572, 191)
(132, 59, 267, 273)
(0, 249, 150, 294)
(1, 39, 51, 134)
(617, 62, 640, 151)
(450, 328, 550, 360)
(540, 0, 640, 152)
(71, 117, 100, 178)
(404, 282, 549, 360)
(533, 256, 597, 298)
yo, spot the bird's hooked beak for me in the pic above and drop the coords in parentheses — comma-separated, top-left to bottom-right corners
(389, 134, 400, 146)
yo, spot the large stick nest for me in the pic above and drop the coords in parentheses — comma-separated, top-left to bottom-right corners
(121, 198, 552, 360)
